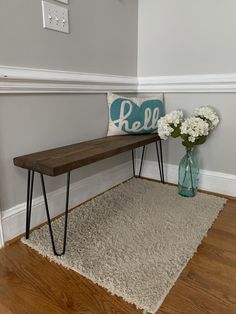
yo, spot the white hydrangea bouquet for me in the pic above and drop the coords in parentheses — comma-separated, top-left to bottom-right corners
(157, 106, 219, 149)
(157, 106, 219, 197)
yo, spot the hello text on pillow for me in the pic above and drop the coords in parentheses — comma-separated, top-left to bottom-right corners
(107, 93, 165, 136)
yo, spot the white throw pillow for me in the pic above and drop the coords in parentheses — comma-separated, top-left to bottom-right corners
(107, 93, 165, 136)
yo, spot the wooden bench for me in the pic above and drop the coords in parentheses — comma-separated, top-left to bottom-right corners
(14, 134, 164, 255)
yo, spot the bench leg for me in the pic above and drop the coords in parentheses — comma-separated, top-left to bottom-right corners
(139, 145, 146, 177)
(131, 141, 165, 182)
(137, 141, 165, 183)
(155, 142, 164, 183)
(26, 170, 35, 239)
(132, 146, 146, 178)
(155, 141, 165, 184)
(131, 149, 136, 177)
(40, 172, 71, 256)
(159, 140, 165, 183)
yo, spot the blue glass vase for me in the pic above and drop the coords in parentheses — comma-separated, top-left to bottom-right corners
(178, 148, 199, 197)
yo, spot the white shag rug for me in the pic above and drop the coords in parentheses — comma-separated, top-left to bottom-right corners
(22, 178, 226, 313)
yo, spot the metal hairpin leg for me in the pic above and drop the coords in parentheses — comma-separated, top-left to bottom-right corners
(155, 141, 165, 183)
(131, 146, 146, 178)
(136, 141, 165, 183)
(131, 149, 136, 177)
(26, 170, 35, 239)
(139, 145, 146, 177)
(40, 172, 71, 256)
(159, 140, 165, 183)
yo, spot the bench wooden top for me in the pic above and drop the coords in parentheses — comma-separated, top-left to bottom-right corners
(13, 134, 160, 176)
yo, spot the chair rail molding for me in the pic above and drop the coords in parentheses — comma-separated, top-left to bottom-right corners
(0, 65, 137, 94)
(2, 65, 236, 94)
(138, 73, 236, 93)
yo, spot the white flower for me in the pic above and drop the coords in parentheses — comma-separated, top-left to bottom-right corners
(180, 117, 209, 142)
(194, 106, 219, 129)
(188, 136, 196, 143)
(157, 110, 183, 140)
(165, 110, 184, 127)
(157, 117, 173, 140)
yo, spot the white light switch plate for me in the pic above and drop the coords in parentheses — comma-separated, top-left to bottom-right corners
(42, 1, 69, 33)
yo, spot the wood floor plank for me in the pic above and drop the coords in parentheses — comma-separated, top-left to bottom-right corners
(0, 198, 236, 313)
(160, 280, 236, 314)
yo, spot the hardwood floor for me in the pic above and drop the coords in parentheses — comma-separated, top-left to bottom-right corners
(0, 199, 236, 314)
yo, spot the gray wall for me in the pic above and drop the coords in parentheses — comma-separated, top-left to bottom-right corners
(138, 0, 236, 76)
(0, 0, 138, 76)
(0, 0, 138, 211)
(138, 0, 236, 175)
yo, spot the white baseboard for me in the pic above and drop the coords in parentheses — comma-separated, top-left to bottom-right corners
(137, 159, 236, 197)
(0, 216, 4, 248)
(1, 161, 133, 243)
